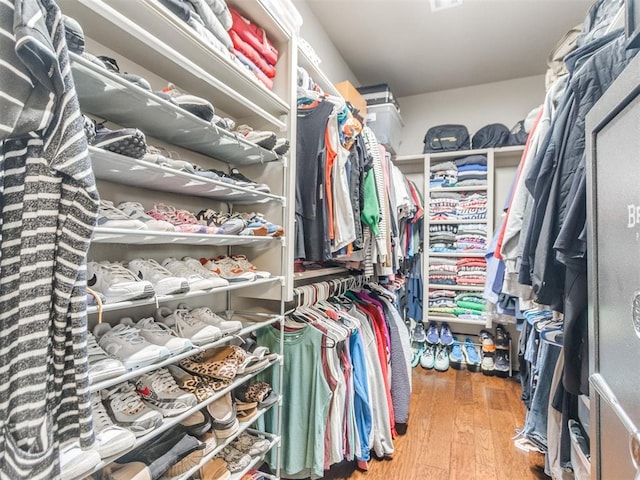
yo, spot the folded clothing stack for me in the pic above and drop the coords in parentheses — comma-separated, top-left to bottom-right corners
(429, 258, 457, 286)
(455, 223, 487, 251)
(429, 224, 457, 252)
(158, 0, 234, 59)
(456, 257, 487, 286)
(454, 154, 488, 186)
(430, 192, 460, 221)
(230, 8, 279, 90)
(430, 160, 457, 188)
(428, 289, 457, 316)
(456, 192, 487, 220)
(453, 292, 486, 321)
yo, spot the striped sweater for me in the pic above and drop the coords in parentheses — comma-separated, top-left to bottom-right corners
(1, 0, 98, 478)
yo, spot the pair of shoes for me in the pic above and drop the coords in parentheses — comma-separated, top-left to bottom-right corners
(101, 382, 164, 436)
(98, 55, 152, 91)
(88, 260, 156, 303)
(232, 212, 284, 237)
(128, 258, 190, 296)
(426, 321, 453, 346)
(86, 120, 147, 159)
(208, 392, 240, 439)
(134, 368, 198, 417)
(59, 441, 102, 479)
(411, 340, 425, 368)
(219, 444, 251, 473)
(231, 432, 271, 456)
(120, 317, 192, 355)
(117, 201, 176, 231)
(461, 338, 481, 372)
(156, 306, 223, 346)
(197, 210, 246, 235)
(94, 322, 171, 370)
(147, 203, 221, 234)
(420, 344, 450, 371)
(162, 256, 229, 290)
(201, 255, 267, 282)
(160, 83, 215, 121)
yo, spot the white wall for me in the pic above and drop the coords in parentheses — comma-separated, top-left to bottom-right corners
(396, 74, 545, 156)
(292, 0, 360, 85)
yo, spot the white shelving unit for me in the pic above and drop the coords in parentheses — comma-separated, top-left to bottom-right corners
(58, 0, 297, 478)
(421, 146, 524, 328)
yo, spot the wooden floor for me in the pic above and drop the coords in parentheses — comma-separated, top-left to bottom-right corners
(323, 367, 548, 480)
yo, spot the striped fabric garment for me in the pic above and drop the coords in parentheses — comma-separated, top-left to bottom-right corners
(362, 127, 388, 264)
(0, 0, 99, 478)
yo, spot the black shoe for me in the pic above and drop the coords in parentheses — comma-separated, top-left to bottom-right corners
(63, 16, 85, 54)
(228, 168, 270, 193)
(495, 324, 510, 350)
(494, 350, 510, 378)
(98, 56, 152, 91)
(274, 137, 290, 156)
(93, 124, 147, 159)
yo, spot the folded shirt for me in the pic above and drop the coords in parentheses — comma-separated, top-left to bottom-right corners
(455, 154, 487, 167)
(430, 161, 457, 172)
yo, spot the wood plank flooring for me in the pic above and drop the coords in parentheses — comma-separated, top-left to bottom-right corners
(323, 368, 548, 480)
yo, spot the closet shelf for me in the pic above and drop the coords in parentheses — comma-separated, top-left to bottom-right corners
(429, 219, 487, 225)
(294, 267, 350, 281)
(427, 145, 525, 160)
(92, 227, 282, 248)
(70, 54, 280, 167)
(297, 46, 341, 97)
(226, 431, 280, 480)
(427, 314, 489, 327)
(62, 0, 289, 129)
(430, 185, 488, 192)
(75, 359, 281, 480)
(89, 313, 283, 393)
(171, 409, 280, 480)
(87, 277, 284, 315)
(428, 252, 486, 258)
(427, 284, 485, 292)
(89, 148, 283, 205)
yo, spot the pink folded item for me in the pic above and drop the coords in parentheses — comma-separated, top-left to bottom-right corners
(229, 30, 276, 78)
(230, 8, 278, 65)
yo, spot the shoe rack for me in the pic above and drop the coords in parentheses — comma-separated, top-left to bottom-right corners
(57, 0, 299, 478)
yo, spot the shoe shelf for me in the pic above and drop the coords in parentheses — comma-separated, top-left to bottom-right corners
(90, 313, 283, 394)
(225, 430, 280, 480)
(428, 251, 486, 258)
(60, 0, 290, 130)
(427, 314, 489, 327)
(89, 148, 284, 205)
(168, 406, 281, 480)
(70, 54, 280, 167)
(76, 358, 281, 480)
(430, 185, 488, 192)
(92, 227, 282, 248)
(87, 276, 284, 315)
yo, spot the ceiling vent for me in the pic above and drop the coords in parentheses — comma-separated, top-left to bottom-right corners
(430, 0, 463, 12)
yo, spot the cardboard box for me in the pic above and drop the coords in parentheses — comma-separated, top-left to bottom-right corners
(334, 81, 367, 119)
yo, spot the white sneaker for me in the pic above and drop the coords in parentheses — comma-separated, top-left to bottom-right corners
(230, 254, 271, 279)
(207, 256, 255, 282)
(161, 257, 226, 291)
(59, 441, 101, 479)
(97, 200, 147, 230)
(87, 261, 155, 303)
(181, 256, 229, 288)
(127, 258, 189, 296)
(117, 201, 176, 232)
(135, 368, 197, 416)
(156, 306, 222, 346)
(122, 316, 193, 355)
(182, 305, 243, 335)
(91, 392, 136, 458)
(94, 323, 171, 370)
(101, 382, 163, 437)
(87, 331, 126, 385)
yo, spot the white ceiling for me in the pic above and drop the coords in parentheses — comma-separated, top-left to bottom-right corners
(302, 0, 593, 97)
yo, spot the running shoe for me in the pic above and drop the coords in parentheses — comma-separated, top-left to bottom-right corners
(86, 332, 126, 385)
(101, 382, 163, 437)
(434, 344, 450, 372)
(93, 323, 171, 370)
(92, 123, 147, 159)
(426, 322, 440, 345)
(121, 316, 193, 355)
(156, 306, 222, 346)
(97, 200, 147, 230)
(463, 338, 481, 372)
(181, 256, 230, 287)
(161, 83, 215, 121)
(236, 124, 276, 150)
(230, 254, 270, 279)
(117, 202, 175, 232)
(135, 368, 198, 416)
(87, 261, 155, 303)
(205, 256, 255, 282)
(91, 392, 136, 458)
(161, 257, 227, 290)
(449, 337, 465, 370)
(127, 258, 189, 296)
(439, 322, 454, 346)
(227, 168, 270, 193)
(179, 304, 243, 335)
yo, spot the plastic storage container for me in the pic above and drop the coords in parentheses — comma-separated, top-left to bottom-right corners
(357, 83, 400, 111)
(366, 103, 404, 155)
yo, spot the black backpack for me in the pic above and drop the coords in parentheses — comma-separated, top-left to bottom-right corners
(471, 123, 510, 149)
(423, 125, 470, 153)
(506, 120, 528, 146)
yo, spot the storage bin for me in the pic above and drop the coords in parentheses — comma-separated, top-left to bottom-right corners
(357, 83, 400, 111)
(569, 419, 591, 480)
(366, 103, 404, 155)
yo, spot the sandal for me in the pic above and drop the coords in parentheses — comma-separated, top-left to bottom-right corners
(235, 381, 272, 403)
(167, 365, 215, 402)
(219, 445, 251, 473)
(181, 346, 245, 381)
(231, 433, 270, 456)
